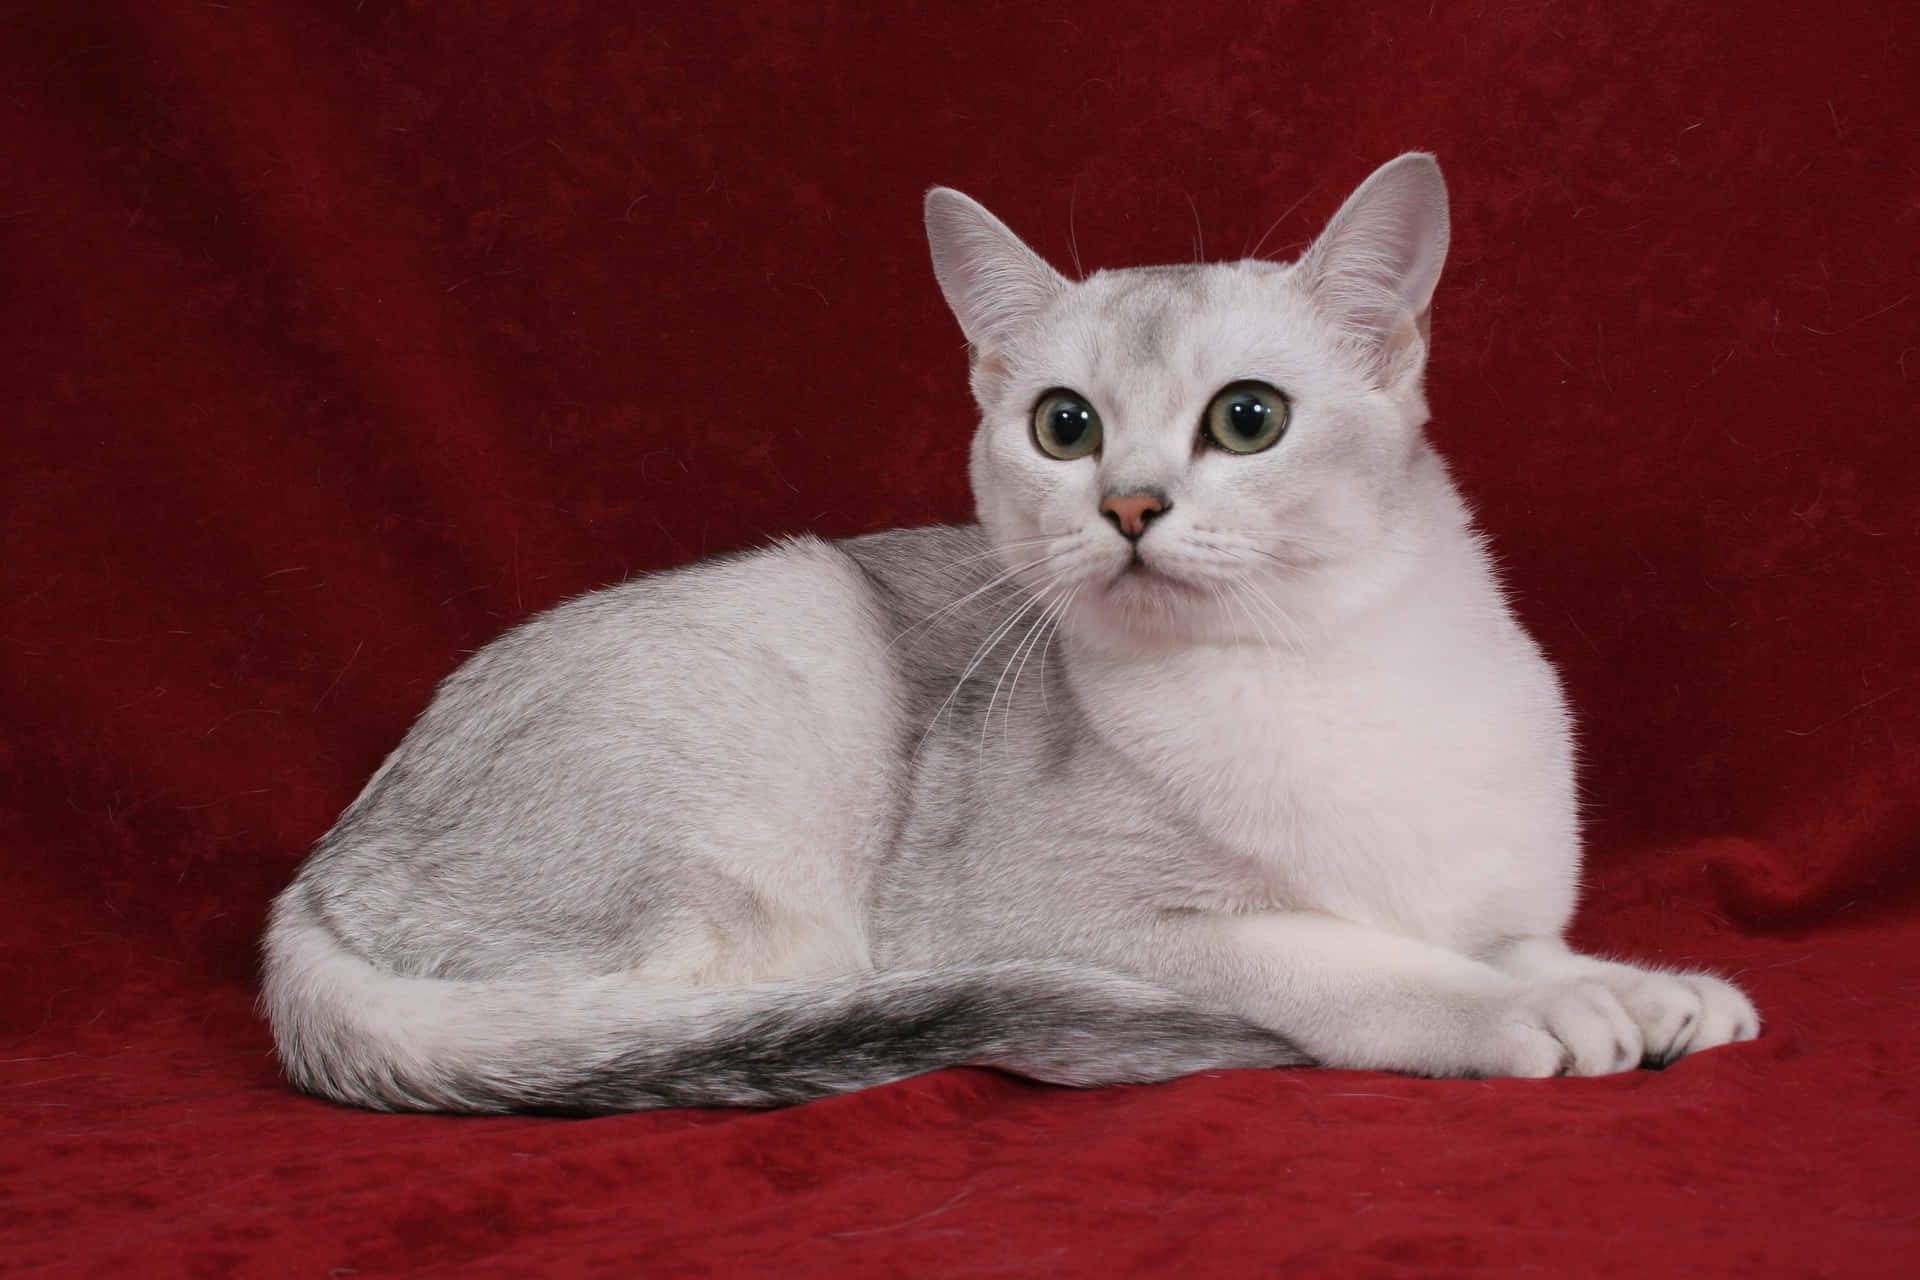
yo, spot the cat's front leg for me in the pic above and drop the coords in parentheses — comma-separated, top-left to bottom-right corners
(1155, 912, 1658, 1079)
(1483, 936, 1760, 1066)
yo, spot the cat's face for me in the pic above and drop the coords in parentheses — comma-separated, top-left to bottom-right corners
(926, 156, 1453, 648)
(964, 259, 1433, 647)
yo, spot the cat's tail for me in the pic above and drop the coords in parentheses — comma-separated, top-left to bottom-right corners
(262, 899, 1306, 1115)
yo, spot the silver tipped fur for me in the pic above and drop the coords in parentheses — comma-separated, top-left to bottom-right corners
(263, 156, 1758, 1114)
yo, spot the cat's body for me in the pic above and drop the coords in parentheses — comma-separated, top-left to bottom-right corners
(264, 156, 1758, 1113)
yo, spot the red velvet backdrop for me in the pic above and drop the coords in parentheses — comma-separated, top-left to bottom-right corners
(5, 1, 1916, 1274)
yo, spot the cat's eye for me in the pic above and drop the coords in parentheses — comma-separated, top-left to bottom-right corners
(1031, 390, 1103, 460)
(1202, 382, 1290, 454)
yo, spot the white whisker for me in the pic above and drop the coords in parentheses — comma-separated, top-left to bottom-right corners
(981, 563, 1082, 746)
(885, 550, 1051, 654)
(938, 535, 1057, 574)
(1221, 580, 1277, 662)
(1238, 579, 1313, 658)
(1247, 184, 1318, 261)
(1033, 586, 1079, 720)
(981, 594, 1053, 756)
(991, 576, 1079, 749)
(917, 572, 1062, 758)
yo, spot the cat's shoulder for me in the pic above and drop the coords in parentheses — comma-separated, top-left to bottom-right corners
(835, 524, 987, 595)
(838, 523, 986, 565)
(832, 523, 998, 637)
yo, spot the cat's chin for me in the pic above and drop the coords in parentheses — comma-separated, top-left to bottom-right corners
(1073, 563, 1229, 646)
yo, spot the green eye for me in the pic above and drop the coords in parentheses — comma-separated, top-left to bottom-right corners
(1032, 390, 1103, 460)
(1203, 381, 1290, 454)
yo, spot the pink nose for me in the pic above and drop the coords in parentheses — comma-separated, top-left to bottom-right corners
(1100, 493, 1166, 539)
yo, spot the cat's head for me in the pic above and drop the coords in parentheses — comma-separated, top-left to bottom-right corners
(925, 154, 1454, 648)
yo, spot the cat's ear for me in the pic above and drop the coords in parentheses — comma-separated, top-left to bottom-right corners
(924, 188, 1068, 354)
(1296, 154, 1450, 389)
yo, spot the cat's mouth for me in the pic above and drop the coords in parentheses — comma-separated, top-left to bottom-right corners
(1107, 552, 1194, 594)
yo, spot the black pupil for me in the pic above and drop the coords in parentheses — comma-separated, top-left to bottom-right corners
(1226, 396, 1268, 439)
(1050, 402, 1090, 447)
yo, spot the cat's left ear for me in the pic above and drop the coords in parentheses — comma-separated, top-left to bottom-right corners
(1296, 153, 1450, 391)
(924, 188, 1069, 356)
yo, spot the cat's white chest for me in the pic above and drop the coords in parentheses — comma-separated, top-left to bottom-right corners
(1067, 632, 1577, 949)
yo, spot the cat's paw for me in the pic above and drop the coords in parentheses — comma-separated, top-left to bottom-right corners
(1477, 980, 1645, 1078)
(1588, 967, 1761, 1067)
(1484, 941, 1763, 1070)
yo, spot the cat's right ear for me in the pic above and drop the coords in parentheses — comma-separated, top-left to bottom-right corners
(1296, 153, 1451, 392)
(924, 189, 1068, 355)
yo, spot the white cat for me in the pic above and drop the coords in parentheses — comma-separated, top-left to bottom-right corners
(262, 155, 1759, 1113)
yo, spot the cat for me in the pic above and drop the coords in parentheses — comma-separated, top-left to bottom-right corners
(261, 154, 1759, 1114)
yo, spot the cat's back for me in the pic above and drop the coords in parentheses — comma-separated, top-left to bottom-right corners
(493, 523, 992, 680)
(408, 533, 909, 746)
(293, 533, 935, 980)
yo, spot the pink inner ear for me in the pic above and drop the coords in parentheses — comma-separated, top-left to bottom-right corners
(1298, 158, 1450, 384)
(926, 190, 1067, 354)
(1384, 308, 1430, 367)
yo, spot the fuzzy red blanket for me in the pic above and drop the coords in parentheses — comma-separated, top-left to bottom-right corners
(5, 2, 1915, 1273)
